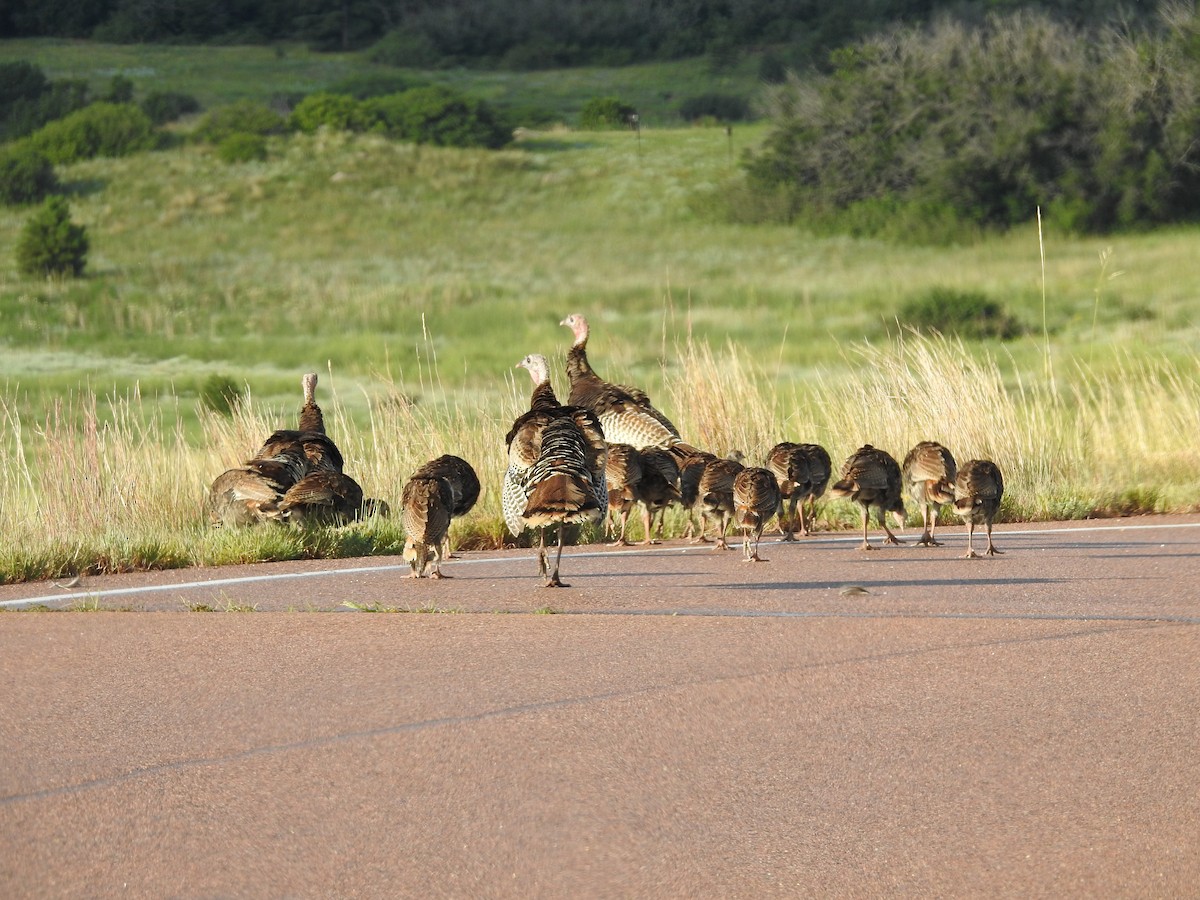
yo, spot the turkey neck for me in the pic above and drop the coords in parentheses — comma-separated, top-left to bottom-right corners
(565, 340, 605, 408)
(529, 379, 561, 412)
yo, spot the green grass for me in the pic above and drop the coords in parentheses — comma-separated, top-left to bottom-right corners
(1, 41, 1199, 582)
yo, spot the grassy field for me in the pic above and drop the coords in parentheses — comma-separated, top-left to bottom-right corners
(1, 40, 1200, 583)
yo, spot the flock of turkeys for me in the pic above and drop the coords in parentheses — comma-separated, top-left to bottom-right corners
(207, 315, 1005, 587)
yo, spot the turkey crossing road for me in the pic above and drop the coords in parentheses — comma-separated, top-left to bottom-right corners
(1, 516, 1198, 897)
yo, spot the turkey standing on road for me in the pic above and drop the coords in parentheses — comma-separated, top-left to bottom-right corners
(410, 454, 480, 558)
(560, 312, 690, 451)
(953, 459, 1005, 558)
(696, 455, 746, 550)
(733, 466, 782, 562)
(830, 444, 906, 550)
(765, 442, 813, 541)
(677, 448, 717, 541)
(902, 440, 958, 547)
(796, 442, 832, 536)
(604, 442, 643, 546)
(401, 474, 455, 578)
(504, 354, 607, 587)
(633, 446, 682, 544)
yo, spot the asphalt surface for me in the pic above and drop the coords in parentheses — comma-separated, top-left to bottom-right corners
(2, 516, 1198, 897)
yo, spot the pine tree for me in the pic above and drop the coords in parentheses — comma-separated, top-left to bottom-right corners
(15, 195, 88, 278)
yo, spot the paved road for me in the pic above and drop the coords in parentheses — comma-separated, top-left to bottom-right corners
(2, 517, 1198, 897)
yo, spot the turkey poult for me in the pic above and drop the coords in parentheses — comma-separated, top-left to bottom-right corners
(504, 354, 607, 587)
(277, 470, 366, 526)
(401, 475, 455, 578)
(953, 459, 1005, 558)
(603, 443, 643, 546)
(695, 454, 746, 550)
(206, 431, 311, 527)
(560, 312, 691, 453)
(765, 442, 831, 540)
(733, 467, 782, 562)
(830, 444, 906, 550)
(677, 448, 717, 541)
(409, 454, 480, 558)
(902, 440, 958, 547)
(633, 446, 682, 544)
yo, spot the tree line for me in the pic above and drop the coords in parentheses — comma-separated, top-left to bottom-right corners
(2, 0, 1153, 68)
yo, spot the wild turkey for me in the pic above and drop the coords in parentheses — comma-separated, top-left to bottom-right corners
(830, 444, 906, 550)
(410, 454, 480, 558)
(504, 353, 607, 587)
(633, 446, 682, 544)
(255, 428, 343, 475)
(277, 470, 366, 526)
(401, 475, 455, 578)
(733, 466, 782, 562)
(206, 461, 291, 527)
(695, 455, 746, 550)
(560, 312, 690, 451)
(298, 372, 325, 433)
(953, 459, 1005, 558)
(797, 442, 832, 535)
(677, 448, 717, 541)
(604, 442, 643, 546)
(902, 441, 958, 547)
(206, 435, 310, 527)
(765, 442, 813, 541)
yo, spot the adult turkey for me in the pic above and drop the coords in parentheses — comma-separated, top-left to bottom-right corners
(560, 313, 691, 453)
(953, 459, 1005, 558)
(830, 444, 906, 550)
(401, 474, 455, 578)
(902, 440, 958, 547)
(733, 466, 782, 562)
(503, 353, 607, 587)
(277, 470, 366, 526)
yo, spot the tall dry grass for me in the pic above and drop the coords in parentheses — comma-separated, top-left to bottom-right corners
(2, 330, 1198, 584)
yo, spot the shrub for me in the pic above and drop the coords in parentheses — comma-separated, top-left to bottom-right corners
(324, 73, 428, 99)
(140, 91, 201, 125)
(365, 86, 509, 148)
(0, 61, 48, 113)
(15, 196, 89, 279)
(103, 74, 135, 104)
(679, 93, 753, 123)
(0, 144, 60, 205)
(216, 132, 267, 163)
(579, 96, 636, 130)
(898, 288, 1024, 340)
(2, 76, 90, 142)
(199, 374, 242, 415)
(193, 100, 286, 144)
(367, 28, 446, 69)
(27, 102, 157, 164)
(289, 92, 373, 134)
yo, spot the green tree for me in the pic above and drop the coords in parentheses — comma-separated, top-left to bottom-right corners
(16, 195, 89, 278)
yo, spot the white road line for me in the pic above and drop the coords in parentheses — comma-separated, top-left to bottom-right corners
(2, 519, 1197, 609)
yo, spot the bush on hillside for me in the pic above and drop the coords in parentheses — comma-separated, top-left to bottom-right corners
(325, 72, 429, 99)
(26, 102, 158, 164)
(216, 132, 268, 163)
(199, 374, 242, 415)
(899, 288, 1024, 341)
(16, 195, 89, 279)
(289, 92, 374, 134)
(579, 96, 636, 130)
(140, 90, 201, 125)
(0, 63, 91, 142)
(743, 10, 1200, 239)
(193, 100, 286, 144)
(365, 87, 509, 148)
(0, 144, 60, 205)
